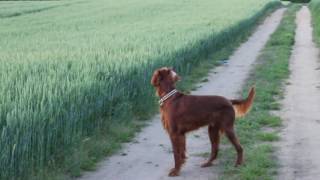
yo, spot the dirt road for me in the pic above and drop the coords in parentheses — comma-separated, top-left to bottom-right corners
(278, 6, 320, 180)
(79, 8, 285, 180)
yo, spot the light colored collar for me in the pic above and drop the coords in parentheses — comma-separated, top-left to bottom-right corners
(159, 89, 178, 106)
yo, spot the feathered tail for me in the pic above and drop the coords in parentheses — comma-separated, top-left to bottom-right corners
(230, 86, 255, 118)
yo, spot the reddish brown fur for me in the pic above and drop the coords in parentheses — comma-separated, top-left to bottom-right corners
(151, 67, 255, 176)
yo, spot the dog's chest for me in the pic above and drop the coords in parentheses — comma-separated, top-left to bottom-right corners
(160, 109, 170, 131)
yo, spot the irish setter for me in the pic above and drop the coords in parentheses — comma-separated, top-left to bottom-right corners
(151, 67, 255, 176)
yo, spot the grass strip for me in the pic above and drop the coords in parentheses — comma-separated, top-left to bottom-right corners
(219, 4, 300, 180)
(310, 0, 320, 46)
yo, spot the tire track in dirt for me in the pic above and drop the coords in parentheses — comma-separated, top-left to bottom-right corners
(278, 6, 320, 180)
(79, 8, 285, 180)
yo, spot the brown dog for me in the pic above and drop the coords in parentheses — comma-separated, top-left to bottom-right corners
(151, 67, 255, 176)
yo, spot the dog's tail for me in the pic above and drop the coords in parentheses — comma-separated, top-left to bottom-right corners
(230, 86, 255, 118)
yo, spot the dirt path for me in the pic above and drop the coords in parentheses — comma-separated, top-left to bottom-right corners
(79, 8, 285, 180)
(278, 6, 320, 180)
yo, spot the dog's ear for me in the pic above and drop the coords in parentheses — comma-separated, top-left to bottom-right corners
(151, 70, 162, 86)
(169, 68, 181, 82)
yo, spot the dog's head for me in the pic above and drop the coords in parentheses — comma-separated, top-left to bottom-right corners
(151, 67, 180, 87)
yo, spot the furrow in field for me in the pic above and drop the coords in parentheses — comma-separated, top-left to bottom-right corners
(0, 1, 75, 19)
(79, 8, 285, 180)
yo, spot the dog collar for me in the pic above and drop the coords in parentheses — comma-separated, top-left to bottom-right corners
(159, 89, 178, 106)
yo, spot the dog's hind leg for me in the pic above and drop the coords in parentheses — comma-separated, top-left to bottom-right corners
(225, 126, 243, 166)
(201, 124, 220, 167)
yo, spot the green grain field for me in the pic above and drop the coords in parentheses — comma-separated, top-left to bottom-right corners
(0, 0, 279, 179)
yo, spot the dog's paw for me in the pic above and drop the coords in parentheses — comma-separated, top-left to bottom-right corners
(234, 160, 244, 167)
(168, 168, 180, 177)
(201, 162, 213, 168)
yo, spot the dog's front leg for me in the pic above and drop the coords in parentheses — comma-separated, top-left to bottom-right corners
(180, 134, 187, 164)
(168, 134, 182, 177)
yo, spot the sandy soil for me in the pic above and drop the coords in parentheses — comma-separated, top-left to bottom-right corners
(278, 6, 320, 180)
(78, 8, 285, 180)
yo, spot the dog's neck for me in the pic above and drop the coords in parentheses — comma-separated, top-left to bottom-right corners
(157, 83, 176, 98)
